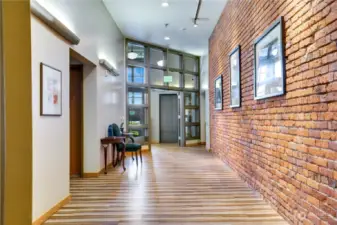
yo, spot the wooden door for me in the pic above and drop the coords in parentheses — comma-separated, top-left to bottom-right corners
(70, 65, 83, 176)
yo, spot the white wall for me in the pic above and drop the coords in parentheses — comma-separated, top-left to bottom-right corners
(200, 55, 210, 149)
(31, 17, 70, 222)
(31, 0, 125, 221)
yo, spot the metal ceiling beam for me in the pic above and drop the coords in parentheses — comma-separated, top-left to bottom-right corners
(194, 0, 202, 25)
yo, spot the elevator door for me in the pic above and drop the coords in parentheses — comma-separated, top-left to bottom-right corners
(160, 94, 178, 143)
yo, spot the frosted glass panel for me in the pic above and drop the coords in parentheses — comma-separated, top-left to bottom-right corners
(150, 48, 165, 67)
(167, 71, 181, 88)
(184, 57, 198, 72)
(185, 74, 198, 89)
(150, 69, 164, 86)
(168, 53, 181, 69)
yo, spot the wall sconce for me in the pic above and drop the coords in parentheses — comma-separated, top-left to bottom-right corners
(30, 0, 80, 45)
(99, 59, 119, 76)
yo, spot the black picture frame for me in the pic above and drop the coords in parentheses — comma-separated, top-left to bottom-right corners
(214, 75, 222, 110)
(229, 45, 241, 108)
(254, 16, 286, 100)
(40, 63, 62, 116)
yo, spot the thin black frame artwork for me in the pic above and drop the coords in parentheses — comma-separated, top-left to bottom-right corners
(229, 45, 241, 108)
(254, 16, 286, 100)
(40, 63, 62, 116)
(214, 75, 222, 110)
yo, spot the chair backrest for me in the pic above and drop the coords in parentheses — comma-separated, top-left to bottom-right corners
(112, 123, 122, 137)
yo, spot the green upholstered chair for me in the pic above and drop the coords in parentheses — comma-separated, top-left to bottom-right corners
(112, 123, 142, 165)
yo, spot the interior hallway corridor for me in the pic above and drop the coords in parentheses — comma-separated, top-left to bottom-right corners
(44, 145, 289, 225)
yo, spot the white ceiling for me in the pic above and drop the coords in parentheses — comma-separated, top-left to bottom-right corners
(103, 0, 228, 56)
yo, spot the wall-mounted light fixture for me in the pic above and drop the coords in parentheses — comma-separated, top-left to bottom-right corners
(30, 0, 80, 45)
(99, 59, 119, 76)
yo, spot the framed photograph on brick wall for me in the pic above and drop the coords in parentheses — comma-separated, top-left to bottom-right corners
(214, 75, 222, 110)
(254, 16, 286, 100)
(229, 45, 241, 108)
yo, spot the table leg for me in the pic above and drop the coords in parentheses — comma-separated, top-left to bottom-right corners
(104, 145, 108, 174)
(112, 144, 115, 167)
(122, 143, 126, 171)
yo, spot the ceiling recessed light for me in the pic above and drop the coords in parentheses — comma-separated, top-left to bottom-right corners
(164, 36, 170, 40)
(161, 2, 169, 7)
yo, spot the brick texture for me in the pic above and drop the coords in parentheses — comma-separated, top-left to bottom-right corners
(209, 0, 337, 224)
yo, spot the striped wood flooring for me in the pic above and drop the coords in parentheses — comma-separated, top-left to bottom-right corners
(44, 144, 288, 225)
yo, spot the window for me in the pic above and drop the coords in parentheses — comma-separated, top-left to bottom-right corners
(185, 109, 200, 123)
(185, 92, 199, 106)
(184, 56, 198, 72)
(150, 48, 165, 67)
(167, 71, 181, 88)
(185, 126, 200, 139)
(184, 74, 198, 89)
(128, 87, 148, 105)
(127, 66, 145, 84)
(167, 52, 181, 69)
(127, 43, 145, 63)
(128, 107, 148, 125)
(149, 69, 164, 86)
(128, 92, 143, 105)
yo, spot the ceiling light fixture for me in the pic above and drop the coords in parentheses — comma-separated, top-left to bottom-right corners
(194, 23, 198, 28)
(99, 59, 119, 76)
(127, 45, 138, 60)
(161, 1, 169, 7)
(164, 36, 170, 40)
(30, 0, 80, 45)
(128, 52, 138, 60)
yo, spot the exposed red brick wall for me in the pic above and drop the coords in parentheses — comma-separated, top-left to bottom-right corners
(209, 0, 337, 224)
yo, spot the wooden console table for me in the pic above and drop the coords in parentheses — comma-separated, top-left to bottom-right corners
(100, 136, 126, 173)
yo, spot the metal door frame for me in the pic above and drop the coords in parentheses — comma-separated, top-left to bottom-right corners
(159, 93, 179, 143)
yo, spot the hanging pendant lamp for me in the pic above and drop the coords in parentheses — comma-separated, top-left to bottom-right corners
(128, 45, 138, 60)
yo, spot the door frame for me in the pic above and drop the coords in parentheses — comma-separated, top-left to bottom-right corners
(69, 48, 96, 178)
(69, 64, 84, 177)
(159, 93, 179, 143)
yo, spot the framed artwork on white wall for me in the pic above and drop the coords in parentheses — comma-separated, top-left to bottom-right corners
(40, 63, 62, 116)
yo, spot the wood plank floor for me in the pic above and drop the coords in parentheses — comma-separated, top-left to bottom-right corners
(44, 144, 289, 225)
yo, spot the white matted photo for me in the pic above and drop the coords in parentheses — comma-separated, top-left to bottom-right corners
(40, 63, 62, 116)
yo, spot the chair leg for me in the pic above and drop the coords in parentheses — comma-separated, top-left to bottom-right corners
(139, 149, 142, 163)
(135, 151, 138, 166)
(132, 152, 134, 160)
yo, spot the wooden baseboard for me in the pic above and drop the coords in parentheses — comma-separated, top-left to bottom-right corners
(32, 195, 71, 225)
(83, 172, 99, 178)
(200, 142, 206, 145)
(83, 162, 114, 178)
(186, 143, 200, 147)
